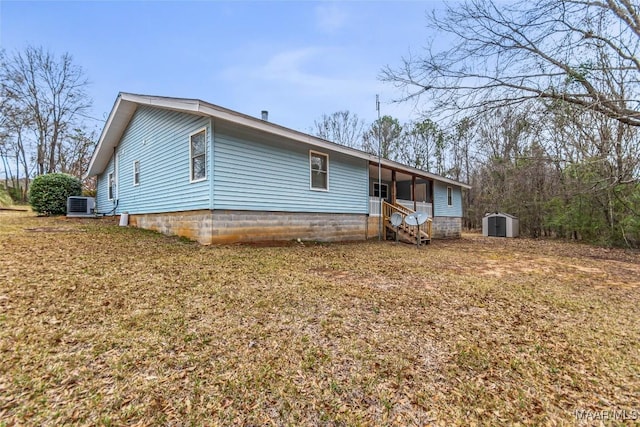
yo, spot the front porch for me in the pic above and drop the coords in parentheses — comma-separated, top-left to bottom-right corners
(367, 163, 434, 244)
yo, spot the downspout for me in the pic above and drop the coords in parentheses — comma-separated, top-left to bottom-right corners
(209, 119, 215, 211)
(376, 95, 382, 241)
(114, 146, 119, 212)
(209, 119, 215, 244)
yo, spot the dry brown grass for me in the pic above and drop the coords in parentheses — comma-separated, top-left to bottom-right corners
(1, 211, 638, 426)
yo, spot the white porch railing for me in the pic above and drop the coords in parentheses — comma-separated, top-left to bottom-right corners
(369, 197, 382, 217)
(370, 197, 432, 217)
(397, 199, 433, 217)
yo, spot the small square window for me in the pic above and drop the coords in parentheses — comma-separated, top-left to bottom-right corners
(133, 160, 140, 186)
(373, 183, 388, 199)
(310, 151, 328, 191)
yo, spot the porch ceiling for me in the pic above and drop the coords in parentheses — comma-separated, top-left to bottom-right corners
(368, 164, 422, 182)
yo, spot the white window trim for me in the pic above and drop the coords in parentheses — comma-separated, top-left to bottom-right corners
(373, 182, 388, 199)
(189, 127, 207, 183)
(108, 172, 114, 201)
(133, 160, 140, 186)
(447, 186, 453, 207)
(309, 150, 329, 191)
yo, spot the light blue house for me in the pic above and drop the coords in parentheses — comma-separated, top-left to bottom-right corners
(86, 93, 470, 244)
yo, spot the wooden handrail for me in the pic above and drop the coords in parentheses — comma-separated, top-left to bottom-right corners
(382, 200, 412, 220)
(382, 200, 432, 242)
(425, 217, 432, 240)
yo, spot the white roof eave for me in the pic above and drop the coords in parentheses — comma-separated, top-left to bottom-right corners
(85, 92, 472, 190)
(85, 95, 138, 177)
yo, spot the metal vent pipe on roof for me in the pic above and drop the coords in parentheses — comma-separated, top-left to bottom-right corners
(261, 110, 268, 121)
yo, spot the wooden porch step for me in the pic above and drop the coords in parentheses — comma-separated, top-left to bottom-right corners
(382, 200, 432, 246)
(385, 222, 431, 245)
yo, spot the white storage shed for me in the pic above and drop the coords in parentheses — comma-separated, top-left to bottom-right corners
(482, 212, 519, 238)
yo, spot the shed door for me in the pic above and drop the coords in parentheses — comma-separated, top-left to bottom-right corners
(487, 216, 497, 236)
(495, 216, 507, 237)
(488, 216, 507, 237)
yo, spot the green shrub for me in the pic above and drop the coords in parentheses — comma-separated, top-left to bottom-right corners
(29, 173, 82, 215)
(0, 186, 12, 207)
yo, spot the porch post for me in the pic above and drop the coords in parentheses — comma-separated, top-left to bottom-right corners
(412, 175, 416, 211)
(391, 170, 397, 204)
(431, 179, 435, 218)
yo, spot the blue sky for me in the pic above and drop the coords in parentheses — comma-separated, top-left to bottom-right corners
(1, 1, 445, 134)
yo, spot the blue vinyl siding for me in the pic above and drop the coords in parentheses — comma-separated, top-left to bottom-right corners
(96, 106, 211, 214)
(213, 128, 368, 213)
(433, 181, 462, 217)
(95, 104, 465, 219)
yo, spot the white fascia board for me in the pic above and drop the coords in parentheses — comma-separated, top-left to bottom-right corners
(87, 93, 473, 191)
(85, 95, 138, 177)
(195, 102, 471, 189)
(196, 103, 366, 160)
(121, 93, 202, 114)
(85, 96, 122, 178)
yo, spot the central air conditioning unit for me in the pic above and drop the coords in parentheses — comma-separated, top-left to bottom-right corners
(66, 196, 95, 217)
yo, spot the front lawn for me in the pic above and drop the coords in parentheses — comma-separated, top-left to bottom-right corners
(1, 211, 638, 425)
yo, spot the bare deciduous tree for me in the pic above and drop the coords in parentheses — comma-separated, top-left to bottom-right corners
(362, 115, 403, 160)
(0, 98, 33, 200)
(399, 119, 443, 172)
(0, 46, 92, 175)
(312, 110, 365, 148)
(59, 127, 98, 180)
(382, 0, 640, 126)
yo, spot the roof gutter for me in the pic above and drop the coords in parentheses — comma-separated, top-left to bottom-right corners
(86, 92, 473, 190)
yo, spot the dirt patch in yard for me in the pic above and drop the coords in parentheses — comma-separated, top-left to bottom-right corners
(439, 235, 640, 290)
(24, 226, 84, 233)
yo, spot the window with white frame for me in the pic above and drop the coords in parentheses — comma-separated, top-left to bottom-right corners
(447, 186, 453, 206)
(190, 128, 206, 182)
(373, 182, 388, 199)
(108, 172, 114, 200)
(133, 160, 140, 186)
(310, 151, 328, 190)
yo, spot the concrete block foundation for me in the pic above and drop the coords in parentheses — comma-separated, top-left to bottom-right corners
(432, 216, 462, 239)
(125, 210, 463, 244)
(129, 210, 369, 244)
